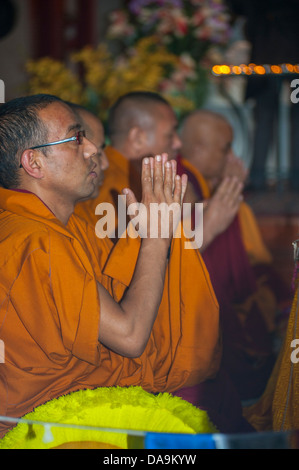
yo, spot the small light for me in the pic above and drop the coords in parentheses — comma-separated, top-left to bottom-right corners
(219, 65, 231, 74)
(285, 63, 294, 72)
(254, 65, 266, 75)
(210, 63, 299, 77)
(232, 66, 242, 75)
(212, 65, 221, 75)
(271, 65, 282, 74)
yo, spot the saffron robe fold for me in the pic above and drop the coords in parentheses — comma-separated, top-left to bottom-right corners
(176, 155, 291, 400)
(0, 187, 220, 437)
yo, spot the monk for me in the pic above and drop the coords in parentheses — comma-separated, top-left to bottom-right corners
(178, 109, 292, 400)
(0, 93, 204, 436)
(75, 94, 243, 247)
(0, 94, 251, 439)
(74, 93, 255, 432)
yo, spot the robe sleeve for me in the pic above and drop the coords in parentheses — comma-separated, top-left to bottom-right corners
(9, 230, 101, 367)
(238, 202, 272, 265)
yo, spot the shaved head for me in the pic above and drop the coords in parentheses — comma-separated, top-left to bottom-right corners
(107, 91, 171, 144)
(180, 110, 233, 185)
(180, 110, 230, 155)
(107, 91, 181, 161)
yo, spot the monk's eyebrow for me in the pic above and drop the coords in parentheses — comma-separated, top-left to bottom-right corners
(65, 123, 82, 136)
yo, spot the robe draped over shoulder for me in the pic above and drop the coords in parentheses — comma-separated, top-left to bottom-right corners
(0, 187, 220, 436)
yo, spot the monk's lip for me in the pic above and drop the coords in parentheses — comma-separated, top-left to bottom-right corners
(89, 166, 98, 178)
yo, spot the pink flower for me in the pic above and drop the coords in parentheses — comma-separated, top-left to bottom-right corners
(108, 11, 135, 38)
(156, 8, 189, 37)
(191, 10, 205, 27)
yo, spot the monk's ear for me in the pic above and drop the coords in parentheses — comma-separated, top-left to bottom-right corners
(19, 149, 44, 179)
(128, 126, 147, 150)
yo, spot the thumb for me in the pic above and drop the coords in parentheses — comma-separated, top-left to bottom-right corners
(122, 187, 137, 207)
(122, 188, 139, 223)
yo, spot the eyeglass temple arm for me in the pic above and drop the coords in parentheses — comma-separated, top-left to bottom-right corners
(30, 136, 77, 150)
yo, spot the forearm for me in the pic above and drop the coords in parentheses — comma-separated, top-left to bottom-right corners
(97, 237, 170, 358)
(119, 238, 169, 352)
(96, 155, 186, 358)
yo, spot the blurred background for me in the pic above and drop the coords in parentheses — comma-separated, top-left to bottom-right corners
(1, 0, 299, 283)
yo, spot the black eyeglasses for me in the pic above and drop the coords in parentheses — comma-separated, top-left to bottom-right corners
(20, 130, 86, 168)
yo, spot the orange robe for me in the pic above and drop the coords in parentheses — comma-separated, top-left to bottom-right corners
(244, 283, 299, 432)
(177, 156, 292, 400)
(75, 147, 255, 433)
(0, 187, 221, 437)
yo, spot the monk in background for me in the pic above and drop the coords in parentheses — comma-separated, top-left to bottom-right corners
(178, 109, 292, 400)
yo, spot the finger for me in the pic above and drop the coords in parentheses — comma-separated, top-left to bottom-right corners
(150, 156, 154, 182)
(122, 188, 138, 220)
(180, 173, 188, 204)
(141, 157, 154, 199)
(228, 177, 244, 199)
(163, 160, 174, 202)
(161, 153, 168, 179)
(224, 179, 243, 209)
(171, 159, 177, 192)
(162, 152, 169, 163)
(153, 154, 164, 196)
(213, 177, 231, 199)
(173, 174, 182, 204)
(219, 177, 242, 197)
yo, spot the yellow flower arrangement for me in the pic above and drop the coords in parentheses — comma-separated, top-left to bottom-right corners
(26, 36, 192, 120)
(25, 36, 194, 121)
(26, 57, 85, 105)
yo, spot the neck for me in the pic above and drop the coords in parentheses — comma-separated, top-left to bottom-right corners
(40, 190, 76, 224)
(49, 202, 74, 225)
(17, 183, 74, 225)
